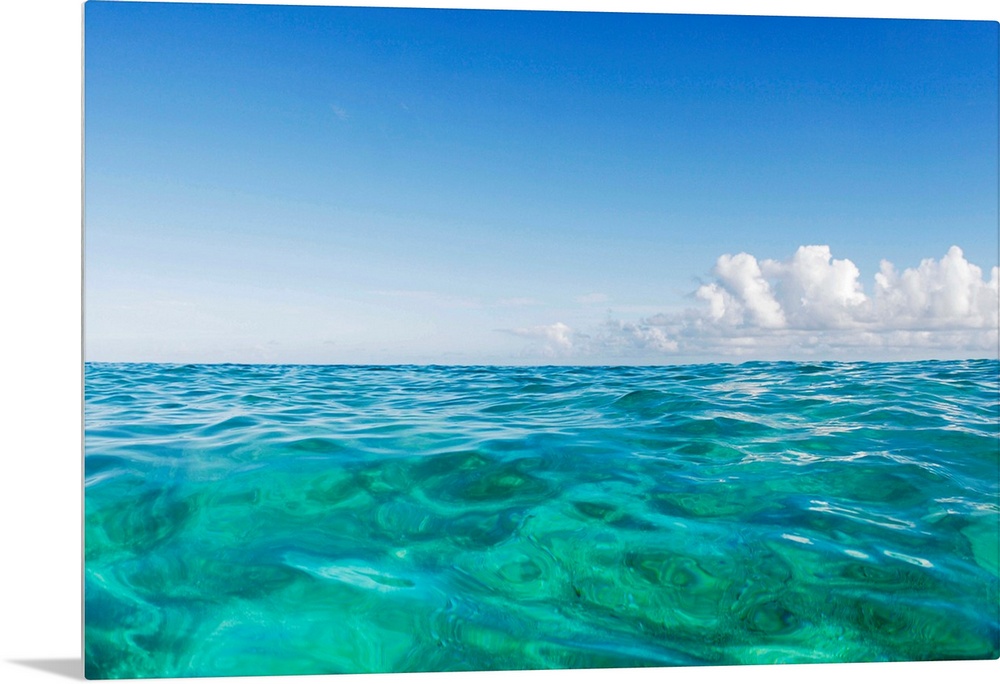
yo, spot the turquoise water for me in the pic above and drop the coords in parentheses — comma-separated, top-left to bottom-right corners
(84, 360, 999, 678)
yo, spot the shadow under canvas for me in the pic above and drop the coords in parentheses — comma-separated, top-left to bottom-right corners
(9, 658, 84, 680)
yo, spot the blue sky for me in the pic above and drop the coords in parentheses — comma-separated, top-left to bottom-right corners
(84, 1, 999, 364)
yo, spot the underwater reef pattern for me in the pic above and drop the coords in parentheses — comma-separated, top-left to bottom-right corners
(85, 360, 999, 678)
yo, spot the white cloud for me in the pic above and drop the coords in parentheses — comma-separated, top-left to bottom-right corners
(600, 319, 678, 353)
(590, 245, 999, 360)
(696, 245, 871, 331)
(697, 252, 785, 328)
(763, 245, 868, 329)
(872, 246, 999, 330)
(504, 322, 576, 357)
(688, 244, 996, 333)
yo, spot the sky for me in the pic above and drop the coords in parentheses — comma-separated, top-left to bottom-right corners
(83, 0, 999, 364)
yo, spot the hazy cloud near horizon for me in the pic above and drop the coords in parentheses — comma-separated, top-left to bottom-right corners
(517, 245, 1000, 361)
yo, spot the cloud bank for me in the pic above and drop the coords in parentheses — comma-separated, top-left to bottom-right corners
(695, 245, 997, 334)
(506, 322, 577, 357)
(514, 246, 999, 361)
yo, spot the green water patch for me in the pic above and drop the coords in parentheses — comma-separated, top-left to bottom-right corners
(87, 485, 194, 556)
(84, 360, 1000, 677)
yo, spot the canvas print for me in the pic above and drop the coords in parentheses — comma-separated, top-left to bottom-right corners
(83, 1, 999, 679)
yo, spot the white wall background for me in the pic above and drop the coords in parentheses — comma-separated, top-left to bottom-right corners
(1, 1, 997, 683)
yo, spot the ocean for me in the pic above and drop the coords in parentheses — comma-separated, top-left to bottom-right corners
(84, 360, 999, 678)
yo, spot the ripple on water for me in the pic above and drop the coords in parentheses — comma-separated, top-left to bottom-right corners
(85, 360, 1000, 677)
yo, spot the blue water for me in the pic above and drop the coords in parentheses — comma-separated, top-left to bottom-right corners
(84, 360, 1000, 678)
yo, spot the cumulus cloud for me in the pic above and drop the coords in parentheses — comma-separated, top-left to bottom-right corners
(600, 319, 679, 353)
(697, 252, 785, 328)
(505, 322, 577, 357)
(600, 245, 999, 360)
(680, 245, 1000, 354)
(764, 245, 868, 328)
(871, 246, 999, 330)
(695, 245, 875, 331)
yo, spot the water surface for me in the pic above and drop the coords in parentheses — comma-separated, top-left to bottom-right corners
(84, 360, 1000, 678)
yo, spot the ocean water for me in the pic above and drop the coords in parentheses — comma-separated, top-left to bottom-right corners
(84, 360, 1000, 679)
